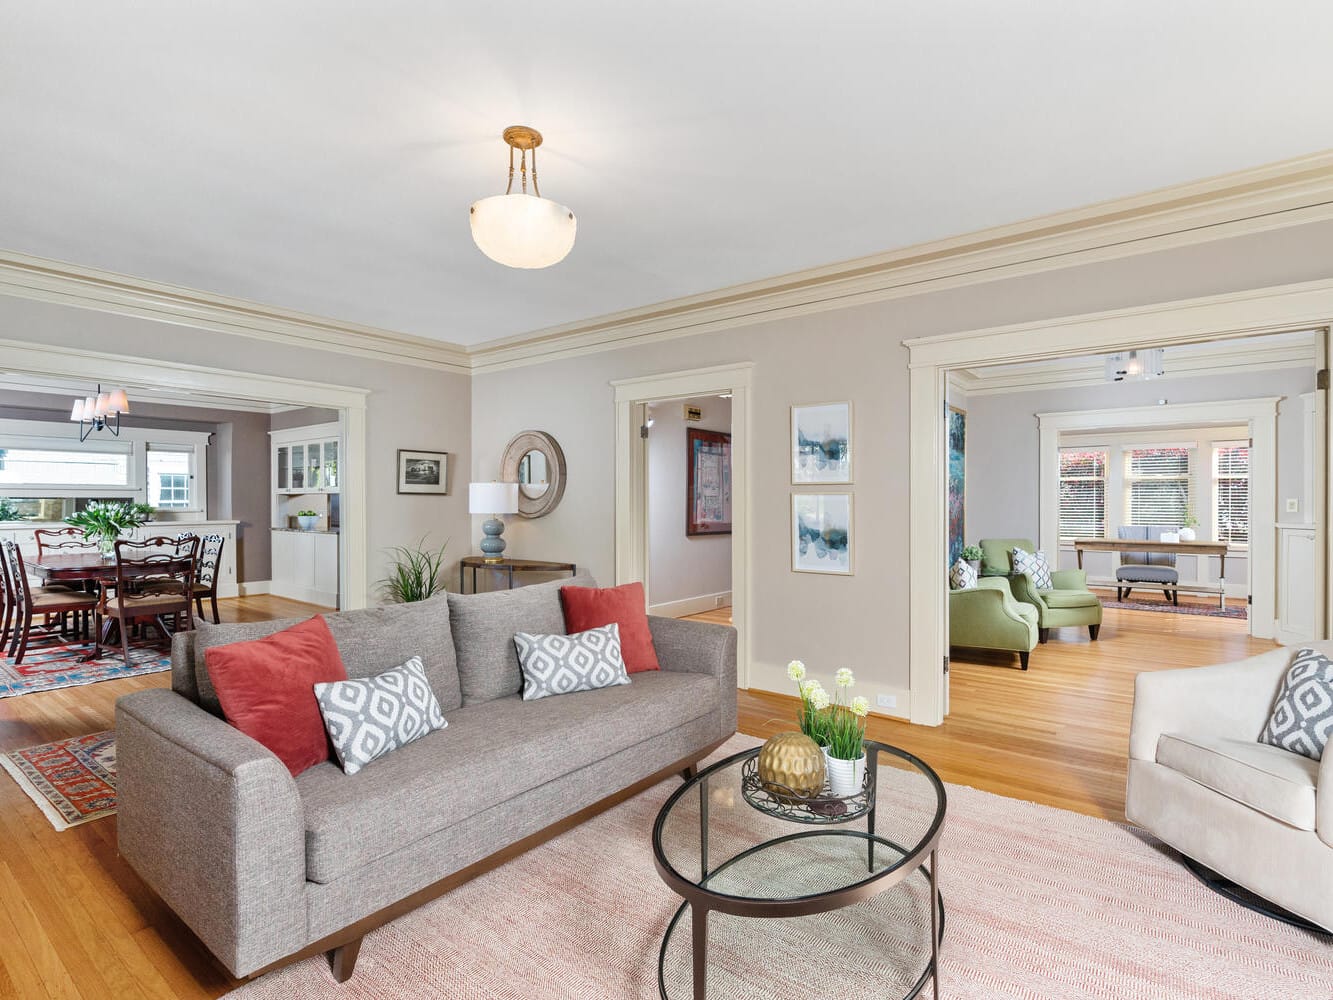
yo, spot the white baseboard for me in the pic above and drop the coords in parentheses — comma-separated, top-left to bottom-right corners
(649, 591, 732, 618)
(237, 580, 271, 597)
(1273, 623, 1317, 646)
(270, 582, 338, 608)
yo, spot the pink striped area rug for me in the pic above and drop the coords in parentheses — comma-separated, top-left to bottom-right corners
(226, 736, 1332, 1000)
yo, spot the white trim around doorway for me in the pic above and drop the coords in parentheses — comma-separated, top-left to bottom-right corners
(612, 363, 754, 688)
(0, 336, 373, 609)
(905, 279, 1333, 726)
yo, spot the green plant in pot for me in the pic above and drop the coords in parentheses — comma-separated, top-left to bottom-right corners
(296, 509, 319, 531)
(822, 668, 870, 796)
(1179, 509, 1199, 542)
(380, 536, 450, 603)
(64, 501, 155, 557)
(961, 544, 984, 574)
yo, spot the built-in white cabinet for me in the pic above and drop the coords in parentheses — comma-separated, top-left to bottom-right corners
(1276, 524, 1319, 645)
(270, 529, 339, 607)
(275, 433, 340, 493)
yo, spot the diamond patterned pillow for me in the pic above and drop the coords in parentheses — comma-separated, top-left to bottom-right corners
(949, 558, 978, 591)
(314, 656, 447, 776)
(514, 623, 631, 701)
(1260, 647, 1333, 760)
(1011, 547, 1053, 590)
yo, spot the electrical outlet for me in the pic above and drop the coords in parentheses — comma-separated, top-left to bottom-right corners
(1286, 498, 1300, 513)
(714, 595, 726, 607)
(876, 693, 897, 709)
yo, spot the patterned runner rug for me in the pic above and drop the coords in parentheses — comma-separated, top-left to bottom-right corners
(0, 730, 117, 830)
(0, 630, 170, 699)
(1101, 598, 1248, 619)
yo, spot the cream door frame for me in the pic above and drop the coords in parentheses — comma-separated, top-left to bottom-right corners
(612, 362, 754, 688)
(0, 336, 373, 609)
(906, 278, 1333, 726)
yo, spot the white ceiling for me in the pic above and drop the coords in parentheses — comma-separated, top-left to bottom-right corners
(2, 2, 1332, 347)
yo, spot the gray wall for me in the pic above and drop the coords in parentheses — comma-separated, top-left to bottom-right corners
(647, 395, 732, 611)
(0, 295, 473, 595)
(965, 365, 1316, 545)
(270, 406, 340, 431)
(472, 219, 1333, 700)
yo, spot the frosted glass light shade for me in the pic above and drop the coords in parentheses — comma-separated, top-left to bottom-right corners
(470, 194, 576, 269)
(468, 481, 520, 515)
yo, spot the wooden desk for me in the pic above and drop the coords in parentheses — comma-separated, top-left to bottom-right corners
(459, 556, 577, 595)
(1071, 538, 1231, 609)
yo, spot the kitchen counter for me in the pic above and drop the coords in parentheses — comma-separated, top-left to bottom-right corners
(271, 527, 340, 534)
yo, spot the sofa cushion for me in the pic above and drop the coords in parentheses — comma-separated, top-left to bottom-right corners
(315, 656, 448, 775)
(296, 668, 717, 884)
(559, 581, 660, 672)
(448, 574, 595, 705)
(1010, 547, 1052, 589)
(1260, 647, 1333, 761)
(1041, 589, 1100, 609)
(1115, 565, 1180, 585)
(515, 623, 630, 701)
(1156, 732, 1318, 830)
(192, 593, 461, 715)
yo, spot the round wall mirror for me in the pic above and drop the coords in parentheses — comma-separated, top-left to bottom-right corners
(501, 431, 566, 518)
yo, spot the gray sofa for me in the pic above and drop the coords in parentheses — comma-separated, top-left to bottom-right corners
(114, 576, 737, 982)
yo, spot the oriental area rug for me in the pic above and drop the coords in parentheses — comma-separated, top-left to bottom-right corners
(0, 730, 117, 831)
(0, 631, 170, 699)
(226, 735, 1333, 1000)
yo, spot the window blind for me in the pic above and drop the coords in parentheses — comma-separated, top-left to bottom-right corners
(1214, 441, 1249, 545)
(1125, 446, 1191, 526)
(1058, 448, 1107, 538)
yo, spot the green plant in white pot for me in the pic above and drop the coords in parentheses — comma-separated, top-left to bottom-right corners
(1179, 509, 1199, 542)
(64, 501, 155, 557)
(822, 668, 870, 796)
(296, 510, 319, 531)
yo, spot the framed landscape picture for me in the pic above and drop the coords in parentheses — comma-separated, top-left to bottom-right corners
(687, 428, 732, 535)
(947, 404, 965, 566)
(791, 492, 853, 575)
(397, 449, 449, 495)
(791, 401, 852, 484)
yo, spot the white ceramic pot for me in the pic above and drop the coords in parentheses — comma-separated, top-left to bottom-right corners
(297, 515, 319, 531)
(822, 748, 867, 797)
(1178, 527, 1196, 541)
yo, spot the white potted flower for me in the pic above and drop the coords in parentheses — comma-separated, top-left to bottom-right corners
(823, 668, 869, 796)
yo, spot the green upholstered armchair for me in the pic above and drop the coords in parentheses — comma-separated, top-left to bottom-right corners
(949, 577, 1039, 670)
(979, 537, 1103, 643)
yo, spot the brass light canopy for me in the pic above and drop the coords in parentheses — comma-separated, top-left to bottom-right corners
(469, 124, 577, 269)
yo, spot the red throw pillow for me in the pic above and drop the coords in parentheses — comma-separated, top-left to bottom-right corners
(204, 615, 348, 777)
(560, 582, 660, 673)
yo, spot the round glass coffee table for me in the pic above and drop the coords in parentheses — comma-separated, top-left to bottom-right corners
(652, 741, 946, 1000)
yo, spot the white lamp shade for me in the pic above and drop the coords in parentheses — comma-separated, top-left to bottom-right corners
(469, 481, 520, 515)
(83, 396, 96, 418)
(470, 194, 576, 269)
(70, 398, 85, 422)
(107, 388, 129, 413)
(93, 392, 111, 418)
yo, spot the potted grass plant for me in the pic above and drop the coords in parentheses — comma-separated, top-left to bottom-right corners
(822, 668, 870, 796)
(380, 537, 450, 603)
(64, 500, 155, 557)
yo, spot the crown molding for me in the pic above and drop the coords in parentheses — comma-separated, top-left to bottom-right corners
(0, 250, 471, 375)
(952, 333, 1319, 397)
(470, 150, 1333, 373)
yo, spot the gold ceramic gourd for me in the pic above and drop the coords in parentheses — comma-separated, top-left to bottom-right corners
(758, 732, 826, 798)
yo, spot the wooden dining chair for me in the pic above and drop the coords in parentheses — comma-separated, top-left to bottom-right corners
(176, 532, 225, 624)
(1, 540, 99, 665)
(95, 536, 198, 667)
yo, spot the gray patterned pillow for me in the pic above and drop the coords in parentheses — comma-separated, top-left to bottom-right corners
(949, 558, 978, 590)
(1011, 547, 1053, 590)
(314, 656, 447, 775)
(1260, 648, 1333, 760)
(514, 623, 631, 701)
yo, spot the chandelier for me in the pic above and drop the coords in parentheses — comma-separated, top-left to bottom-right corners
(1104, 349, 1164, 383)
(70, 385, 129, 442)
(469, 126, 577, 269)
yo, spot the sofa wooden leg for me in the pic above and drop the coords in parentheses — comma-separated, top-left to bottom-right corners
(328, 937, 362, 983)
(1019, 650, 1030, 671)
(1089, 624, 1100, 641)
(680, 763, 698, 782)
(1038, 627, 1049, 644)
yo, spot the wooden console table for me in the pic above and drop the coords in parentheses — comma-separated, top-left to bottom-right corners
(459, 556, 577, 595)
(1072, 538, 1232, 609)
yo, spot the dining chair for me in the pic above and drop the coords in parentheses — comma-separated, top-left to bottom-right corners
(95, 536, 198, 667)
(176, 532, 225, 624)
(34, 526, 97, 560)
(1, 540, 99, 665)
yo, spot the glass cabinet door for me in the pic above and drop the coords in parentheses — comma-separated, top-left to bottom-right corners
(291, 444, 305, 490)
(323, 440, 339, 490)
(277, 446, 290, 490)
(307, 443, 322, 491)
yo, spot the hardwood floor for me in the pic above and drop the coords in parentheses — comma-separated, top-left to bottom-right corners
(0, 595, 1272, 997)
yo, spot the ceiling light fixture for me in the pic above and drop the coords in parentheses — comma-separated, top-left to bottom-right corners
(70, 385, 130, 442)
(469, 125, 576, 269)
(1104, 348, 1164, 383)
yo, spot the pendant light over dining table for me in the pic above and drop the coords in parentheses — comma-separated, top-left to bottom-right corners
(469, 125, 577, 269)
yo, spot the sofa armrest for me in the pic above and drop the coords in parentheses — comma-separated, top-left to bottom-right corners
(115, 689, 307, 977)
(1008, 573, 1048, 611)
(648, 615, 738, 735)
(1049, 568, 1087, 591)
(1320, 752, 1333, 848)
(1127, 646, 1294, 762)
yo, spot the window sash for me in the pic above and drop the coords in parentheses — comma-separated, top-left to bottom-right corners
(0, 440, 133, 489)
(146, 444, 199, 511)
(1124, 446, 1191, 527)
(1213, 443, 1250, 546)
(1058, 448, 1107, 538)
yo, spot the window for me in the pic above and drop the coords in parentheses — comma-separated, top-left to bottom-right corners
(1058, 448, 1107, 538)
(146, 445, 197, 510)
(0, 444, 131, 488)
(1125, 446, 1192, 526)
(1214, 441, 1250, 545)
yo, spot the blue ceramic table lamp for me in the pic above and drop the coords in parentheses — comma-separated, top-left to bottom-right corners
(469, 481, 520, 563)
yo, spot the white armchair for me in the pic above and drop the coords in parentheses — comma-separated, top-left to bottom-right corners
(1126, 642, 1332, 932)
